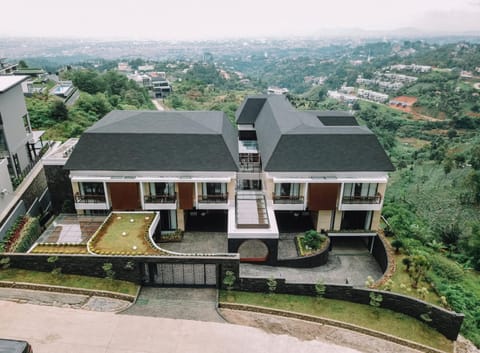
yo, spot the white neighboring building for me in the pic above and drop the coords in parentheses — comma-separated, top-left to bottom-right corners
(267, 86, 289, 95)
(357, 89, 389, 103)
(0, 76, 37, 178)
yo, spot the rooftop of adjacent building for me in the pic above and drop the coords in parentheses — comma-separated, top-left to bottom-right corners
(0, 75, 29, 93)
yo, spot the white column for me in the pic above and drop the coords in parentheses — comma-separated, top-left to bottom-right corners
(303, 182, 308, 210)
(103, 182, 110, 209)
(139, 182, 145, 210)
(194, 182, 198, 208)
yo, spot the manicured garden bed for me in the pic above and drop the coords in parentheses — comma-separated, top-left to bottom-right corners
(159, 229, 184, 242)
(30, 244, 88, 255)
(88, 212, 166, 256)
(220, 290, 453, 352)
(0, 216, 41, 253)
(295, 230, 329, 257)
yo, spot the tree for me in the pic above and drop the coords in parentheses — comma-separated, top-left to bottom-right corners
(409, 254, 431, 288)
(18, 60, 28, 69)
(470, 144, 480, 170)
(391, 239, 404, 253)
(466, 224, 480, 270)
(50, 100, 69, 121)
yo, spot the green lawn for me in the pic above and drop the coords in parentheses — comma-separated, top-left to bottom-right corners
(389, 253, 443, 305)
(220, 290, 453, 352)
(0, 268, 138, 296)
(89, 213, 165, 255)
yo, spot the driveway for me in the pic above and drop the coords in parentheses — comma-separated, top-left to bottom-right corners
(0, 300, 364, 353)
(121, 287, 224, 323)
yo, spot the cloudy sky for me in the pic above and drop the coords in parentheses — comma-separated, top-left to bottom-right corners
(2, 0, 480, 39)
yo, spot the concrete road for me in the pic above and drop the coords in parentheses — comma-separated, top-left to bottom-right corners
(0, 300, 362, 353)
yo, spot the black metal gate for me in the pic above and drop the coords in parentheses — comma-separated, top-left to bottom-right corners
(142, 263, 217, 287)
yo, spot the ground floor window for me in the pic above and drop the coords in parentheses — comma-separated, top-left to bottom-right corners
(340, 211, 372, 231)
(160, 210, 177, 231)
(83, 209, 109, 216)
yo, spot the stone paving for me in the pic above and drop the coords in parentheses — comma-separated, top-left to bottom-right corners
(121, 287, 225, 323)
(0, 287, 130, 312)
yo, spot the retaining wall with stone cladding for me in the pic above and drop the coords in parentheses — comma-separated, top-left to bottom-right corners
(236, 277, 464, 341)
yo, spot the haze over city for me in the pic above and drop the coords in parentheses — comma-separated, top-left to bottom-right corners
(1, 0, 480, 40)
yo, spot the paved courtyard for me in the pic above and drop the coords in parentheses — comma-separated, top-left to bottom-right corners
(160, 232, 382, 286)
(159, 232, 228, 254)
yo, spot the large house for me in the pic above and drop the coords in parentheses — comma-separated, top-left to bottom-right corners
(60, 95, 394, 262)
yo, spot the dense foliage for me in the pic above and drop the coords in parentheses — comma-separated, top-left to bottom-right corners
(27, 69, 154, 140)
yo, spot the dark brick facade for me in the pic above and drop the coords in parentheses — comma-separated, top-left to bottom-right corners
(43, 165, 74, 213)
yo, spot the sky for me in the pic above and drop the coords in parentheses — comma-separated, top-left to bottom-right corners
(1, 0, 480, 40)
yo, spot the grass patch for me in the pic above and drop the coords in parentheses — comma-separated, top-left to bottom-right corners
(0, 268, 138, 295)
(30, 244, 88, 254)
(89, 213, 165, 255)
(220, 290, 453, 352)
(388, 253, 443, 305)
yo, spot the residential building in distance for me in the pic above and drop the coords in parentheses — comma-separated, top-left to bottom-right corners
(151, 75, 172, 98)
(0, 59, 17, 75)
(327, 90, 357, 103)
(56, 95, 394, 263)
(267, 86, 289, 95)
(357, 89, 389, 103)
(49, 81, 78, 104)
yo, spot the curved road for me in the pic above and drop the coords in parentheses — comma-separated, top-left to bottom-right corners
(0, 300, 362, 353)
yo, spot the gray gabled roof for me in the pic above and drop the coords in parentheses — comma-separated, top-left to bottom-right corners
(235, 96, 266, 124)
(237, 95, 395, 172)
(65, 110, 239, 172)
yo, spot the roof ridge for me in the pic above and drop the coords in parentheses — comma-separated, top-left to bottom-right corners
(181, 111, 221, 134)
(88, 110, 140, 132)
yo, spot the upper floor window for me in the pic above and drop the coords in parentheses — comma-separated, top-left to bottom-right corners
(149, 182, 175, 196)
(343, 183, 377, 198)
(274, 183, 300, 198)
(203, 183, 226, 195)
(80, 182, 104, 196)
(22, 114, 31, 134)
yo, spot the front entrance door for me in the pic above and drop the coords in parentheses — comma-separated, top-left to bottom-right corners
(108, 182, 141, 210)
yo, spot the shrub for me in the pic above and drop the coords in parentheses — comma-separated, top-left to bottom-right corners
(430, 255, 464, 282)
(266, 277, 277, 294)
(0, 257, 10, 270)
(315, 280, 326, 298)
(223, 271, 236, 291)
(303, 230, 323, 250)
(102, 262, 115, 280)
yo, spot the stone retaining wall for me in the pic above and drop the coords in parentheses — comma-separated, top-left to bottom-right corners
(236, 277, 464, 341)
(219, 302, 446, 353)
